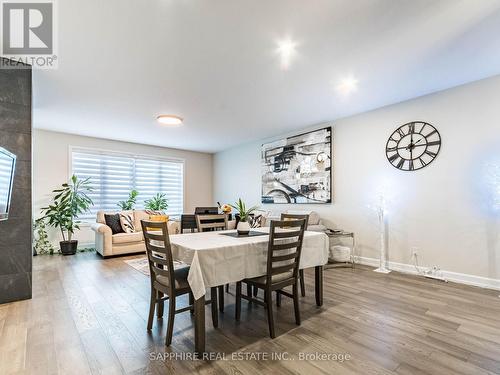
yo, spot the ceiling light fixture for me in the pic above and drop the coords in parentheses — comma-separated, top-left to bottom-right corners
(156, 114, 183, 126)
(277, 38, 297, 70)
(336, 76, 359, 95)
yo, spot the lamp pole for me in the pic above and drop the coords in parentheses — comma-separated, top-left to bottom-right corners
(374, 195, 391, 274)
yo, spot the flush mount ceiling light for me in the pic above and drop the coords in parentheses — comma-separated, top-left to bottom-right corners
(336, 76, 359, 96)
(156, 115, 183, 126)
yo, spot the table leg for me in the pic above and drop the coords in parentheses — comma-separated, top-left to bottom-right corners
(194, 295, 205, 353)
(315, 266, 323, 306)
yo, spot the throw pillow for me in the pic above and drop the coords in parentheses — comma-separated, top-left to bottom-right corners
(104, 214, 124, 234)
(119, 212, 135, 233)
(251, 214, 264, 228)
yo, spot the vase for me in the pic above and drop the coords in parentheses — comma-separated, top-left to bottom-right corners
(60, 240, 78, 255)
(237, 220, 251, 235)
(146, 214, 169, 231)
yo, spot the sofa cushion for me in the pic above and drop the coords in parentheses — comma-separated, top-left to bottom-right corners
(112, 232, 144, 244)
(105, 214, 124, 234)
(247, 270, 294, 285)
(286, 210, 321, 225)
(98, 210, 133, 224)
(155, 265, 190, 290)
(133, 210, 150, 231)
(119, 212, 135, 233)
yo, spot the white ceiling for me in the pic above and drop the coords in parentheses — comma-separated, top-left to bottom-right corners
(33, 0, 500, 153)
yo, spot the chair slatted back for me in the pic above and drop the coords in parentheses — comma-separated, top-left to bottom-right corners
(267, 219, 306, 284)
(196, 214, 228, 232)
(181, 214, 197, 233)
(141, 220, 176, 291)
(280, 213, 309, 229)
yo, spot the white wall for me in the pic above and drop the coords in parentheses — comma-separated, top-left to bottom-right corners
(34, 130, 213, 246)
(214, 75, 500, 284)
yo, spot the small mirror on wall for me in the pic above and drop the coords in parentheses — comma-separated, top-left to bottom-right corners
(0, 146, 16, 221)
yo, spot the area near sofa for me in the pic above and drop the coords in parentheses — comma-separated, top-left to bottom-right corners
(92, 210, 180, 257)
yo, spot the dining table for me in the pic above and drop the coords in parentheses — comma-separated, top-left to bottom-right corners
(169, 227, 329, 353)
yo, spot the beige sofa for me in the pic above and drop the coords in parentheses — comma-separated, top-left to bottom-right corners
(258, 210, 327, 232)
(91, 210, 180, 257)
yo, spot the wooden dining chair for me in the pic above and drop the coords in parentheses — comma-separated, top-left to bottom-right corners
(235, 218, 306, 338)
(180, 214, 197, 233)
(141, 220, 219, 346)
(195, 213, 228, 232)
(195, 213, 229, 312)
(280, 213, 309, 297)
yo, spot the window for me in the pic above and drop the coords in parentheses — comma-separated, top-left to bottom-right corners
(71, 148, 184, 221)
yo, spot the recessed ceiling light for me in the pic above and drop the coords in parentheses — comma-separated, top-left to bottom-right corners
(336, 76, 358, 95)
(277, 38, 297, 70)
(156, 115, 183, 126)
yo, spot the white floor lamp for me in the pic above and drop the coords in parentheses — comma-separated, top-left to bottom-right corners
(374, 195, 391, 274)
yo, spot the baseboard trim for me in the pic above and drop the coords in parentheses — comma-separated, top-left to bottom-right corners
(356, 256, 500, 291)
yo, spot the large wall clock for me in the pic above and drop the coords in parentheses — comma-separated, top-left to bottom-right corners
(386, 121, 441, 171)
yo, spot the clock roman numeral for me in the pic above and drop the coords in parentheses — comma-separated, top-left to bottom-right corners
(419, 157, 427, 167)
(387, 146, 397, 152)
(388, 153, 399, 162)
(408, 123, 415, 134)
(419, 123, 426, 134)
(426, 129, 437, 138)
(409, 159, 414, 171)
(427, 140, 440, 147)
(397, 128, 406, 138)
(425, 150, 437, 158)
(396, 158, 405, 169)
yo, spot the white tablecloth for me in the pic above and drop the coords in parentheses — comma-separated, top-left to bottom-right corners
(169, 228, 329, 299)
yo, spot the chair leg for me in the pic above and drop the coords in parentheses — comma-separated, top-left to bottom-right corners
(265, 289, 276, 338)
(147, 289, 156, 330)
(157, 291, 164, 318)
(293, 283, 301, 325)
(210, 287, 218, 328)
(299, 269, 306, 297)
(235, 282, 242, 321)
(246, 284, 252, 304)
(253, 286, 258, 297)
(218, 285, 224, 312)
(225, 283, 229, 293)
(189, 292, 194, 315)
(276, 290, 281, 307)
(165, 296, 176, 346)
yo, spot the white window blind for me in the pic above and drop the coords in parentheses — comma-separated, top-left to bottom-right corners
(71, 148, 184, 221)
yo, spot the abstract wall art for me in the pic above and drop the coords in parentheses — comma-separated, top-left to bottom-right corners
(261, 127, 332, 204)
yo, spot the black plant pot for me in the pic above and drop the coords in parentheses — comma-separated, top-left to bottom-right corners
(60, 240, 78, 255)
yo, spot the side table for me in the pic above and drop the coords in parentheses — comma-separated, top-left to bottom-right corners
(324, 230, 356, 269)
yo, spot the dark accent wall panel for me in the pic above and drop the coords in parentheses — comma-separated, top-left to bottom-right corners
(0, 60, 32, 304)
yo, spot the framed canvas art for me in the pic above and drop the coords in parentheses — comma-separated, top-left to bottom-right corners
(261, 127, 332, 204)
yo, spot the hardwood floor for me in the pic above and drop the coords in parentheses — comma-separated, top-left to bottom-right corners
(1, 252, 500, 374)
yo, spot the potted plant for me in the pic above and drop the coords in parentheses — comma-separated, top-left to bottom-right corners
(230, 198, 258, 235)
(41, 175, 94, 255)
(33, 218, 56, 255)
(144, 193, 169, 223)
(117, 189, 139, 210)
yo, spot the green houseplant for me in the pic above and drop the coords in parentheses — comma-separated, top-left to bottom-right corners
(33, 218, 56, 255)
(230, 198, 258, 235)
(144, 193, 169, 226)
(144, 193, 168, 213)
(117, 189, 139, 210)
(41, 175, 94, 255)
